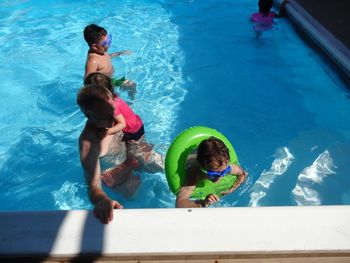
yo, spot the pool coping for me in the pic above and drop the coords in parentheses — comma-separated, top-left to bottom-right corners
(275, 0, 350, 83)
(0, 206, 350, 261)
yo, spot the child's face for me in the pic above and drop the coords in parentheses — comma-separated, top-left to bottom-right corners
(95, 34, 112, 53)
(202, 160, 231, 181)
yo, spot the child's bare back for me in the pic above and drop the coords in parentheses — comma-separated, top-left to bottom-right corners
(85, 52, 114, 79)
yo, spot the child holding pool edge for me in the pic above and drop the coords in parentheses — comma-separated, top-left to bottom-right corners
(83, 24, 137, 99)
(176, 137, 247, 208)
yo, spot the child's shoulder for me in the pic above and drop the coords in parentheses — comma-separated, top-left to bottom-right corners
(185, 159, 201, 186)
(86, 52, 98, 64)
(87, 52, 100, 60)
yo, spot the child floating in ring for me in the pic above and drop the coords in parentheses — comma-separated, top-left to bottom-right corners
(176, 137, 247, 208)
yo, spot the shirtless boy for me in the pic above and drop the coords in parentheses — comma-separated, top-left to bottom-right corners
(83, 24, 136, 97)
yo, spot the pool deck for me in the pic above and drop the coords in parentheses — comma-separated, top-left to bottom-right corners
(0, 207, 350, 262)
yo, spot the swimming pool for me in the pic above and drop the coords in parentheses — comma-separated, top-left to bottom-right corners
(1, 0, 349, 211)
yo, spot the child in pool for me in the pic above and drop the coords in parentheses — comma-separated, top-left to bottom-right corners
(176, 137, 247, 208)
(251, 0, 288, 32)
(255, 0, 288, 18)
(84, 72, 164, 188)
(83, 24, 137, 99)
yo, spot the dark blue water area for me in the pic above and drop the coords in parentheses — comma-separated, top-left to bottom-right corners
(161, 0, 350, 206)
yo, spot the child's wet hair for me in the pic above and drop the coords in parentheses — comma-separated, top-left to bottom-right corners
(84, 72, 117, 97)
(197, 137, 230, 169)
(77, 83, 113, 111)
(258, 0, 273, 16)
(83, 24, 107, 46)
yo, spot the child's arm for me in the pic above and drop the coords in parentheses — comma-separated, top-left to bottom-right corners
(176, 185, 199, 208)
(107, 114, 126, 135)
(110, 50, 132, 58)
(84, 57, 99, 79)
(176, 163, 202, 208)
(97, 114, 126, 139)
(221, 164, 247, 196)
(176, 162, 220, 208)
(176, 186, 220, 208)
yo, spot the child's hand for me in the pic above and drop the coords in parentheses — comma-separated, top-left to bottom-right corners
(105, 128, 120, 137)
(110, 50, 133, 58)
(237, 170, 248, 184)
(120, 50, 132, 56)
(202, 194, 220, 207)
(221, 170, 248, 196)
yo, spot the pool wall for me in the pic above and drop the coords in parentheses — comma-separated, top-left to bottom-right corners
(0, 206, 350, 262)
(276, 0, 350, 83)
(1, 0, 350, 262)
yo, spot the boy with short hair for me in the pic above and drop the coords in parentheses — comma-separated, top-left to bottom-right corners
(83, 24, 136, 98)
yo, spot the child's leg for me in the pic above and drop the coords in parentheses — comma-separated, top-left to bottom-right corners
(127, 138, 164, 173)
(120, 80, 137, 100)
(113, 172, 141, 198)
(112, 77, 137, 100)
(101, 157, 140, 188)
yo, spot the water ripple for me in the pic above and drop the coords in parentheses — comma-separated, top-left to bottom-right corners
(292, 150, 336, 206)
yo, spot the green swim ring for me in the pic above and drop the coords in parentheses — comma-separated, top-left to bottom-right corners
(165, 126, 239, 199)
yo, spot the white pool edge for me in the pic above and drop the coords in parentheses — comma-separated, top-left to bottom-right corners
(0, 206, 350, 261)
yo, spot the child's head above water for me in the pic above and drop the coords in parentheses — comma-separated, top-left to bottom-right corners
(84, 24, 107, 46)
(197, 137, 230, 171)
(83, 24, 112, 52)
(84, 72, 117, 98)
(77, 83, 116, 129)
(258, 0, 273, 17)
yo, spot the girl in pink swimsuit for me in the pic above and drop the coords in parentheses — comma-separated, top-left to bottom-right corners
(84, 73, 163, 190)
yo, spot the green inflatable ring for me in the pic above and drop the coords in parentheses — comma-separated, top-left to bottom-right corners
(165, 126, 239, 199)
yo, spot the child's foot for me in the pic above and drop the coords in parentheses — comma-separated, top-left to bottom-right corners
(101, 169, 128, 188)
(101, 169, 118, 188)
(101, 159, 139, 188)
(122, 79, 137, 89)
(120, 80, 137, 100)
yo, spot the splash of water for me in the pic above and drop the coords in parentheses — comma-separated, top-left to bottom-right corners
(53, 181, 91, 210)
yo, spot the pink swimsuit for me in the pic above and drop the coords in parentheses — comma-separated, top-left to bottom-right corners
(113, 97, 143, 134)
(251, 12, 276, 31)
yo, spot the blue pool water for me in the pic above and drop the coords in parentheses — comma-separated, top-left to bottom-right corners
(1, 0, 350, 211)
